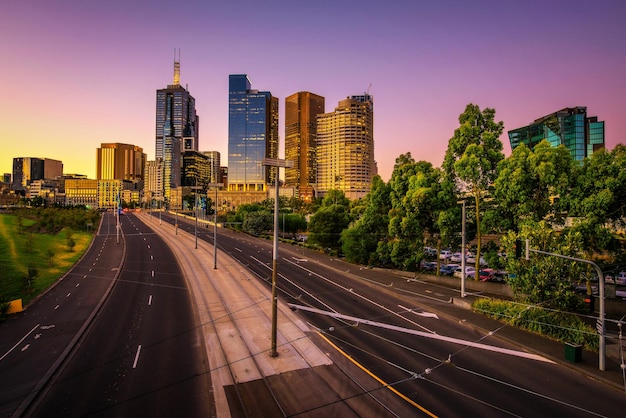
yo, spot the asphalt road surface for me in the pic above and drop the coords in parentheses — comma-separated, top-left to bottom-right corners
(24, 212, 212, 417)
(164, 211, 626, 417)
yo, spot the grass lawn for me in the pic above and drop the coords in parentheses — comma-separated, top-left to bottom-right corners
(0, 213, 93, 306)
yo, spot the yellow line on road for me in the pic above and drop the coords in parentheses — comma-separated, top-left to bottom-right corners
(318, 332, 438, 417)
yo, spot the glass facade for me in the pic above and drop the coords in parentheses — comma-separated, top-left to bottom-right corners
(227, 74, 278, 192)
(155, 60, 198, 201)
(285, 92, 325, 200)
(508, 107, 605, 161)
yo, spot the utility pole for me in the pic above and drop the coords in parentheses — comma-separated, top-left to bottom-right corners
(263, 158, 294, 357)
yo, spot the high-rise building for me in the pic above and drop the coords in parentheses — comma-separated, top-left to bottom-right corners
(202, 151, 222, 185)
(144, 159, 164, 204)
(508, 107, 605, 161)
(316, 95, 375, 200)
(182, 151, 210, 191)
(156, 56, 199, 201)
(96, 143, 146, 181)
(285, 92, 325, 201)
(12, 157, 63, 191)
(227, 74, 278, 193)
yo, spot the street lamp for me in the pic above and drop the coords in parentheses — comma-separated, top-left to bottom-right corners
(190, 181, 201, 250)
(208, 183, 221, 269)
(263, 157, 294, 357)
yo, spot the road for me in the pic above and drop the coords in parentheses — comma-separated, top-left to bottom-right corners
(0, 212, 123, 417)
(24, 212, 212, 417)
(163, 211, 626, 417)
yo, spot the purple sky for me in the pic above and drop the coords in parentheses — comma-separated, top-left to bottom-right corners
(2, 0, 625, 181)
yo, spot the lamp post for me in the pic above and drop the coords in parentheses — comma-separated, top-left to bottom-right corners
(263, 157, 294, 357)
(190, 181, 201, 250)
(208, 183, 221, 269)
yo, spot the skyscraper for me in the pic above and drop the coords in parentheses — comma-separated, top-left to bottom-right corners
(285, 92, 325, 201)
(227, 74, 278, 192)
(316, 94, 375, 200)
(155, 55, 199, 201)
(508, 107, 605, 161)
(96, 143, 146, 181)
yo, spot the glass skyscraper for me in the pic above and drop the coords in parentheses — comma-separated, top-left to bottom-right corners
(155, 58, 199, 201)
(227, 74, 278, 192)
(508, 107, 605, 161)
(285, 91, 325, 201)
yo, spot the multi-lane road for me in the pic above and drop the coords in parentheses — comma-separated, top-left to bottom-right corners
(162, 211, 626, 417)
(2, 210, 625, 417)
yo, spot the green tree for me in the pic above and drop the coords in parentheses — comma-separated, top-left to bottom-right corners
(308, 190, 352, 250)
(492, 141, 575, 232)
(503, 222, 586, 312)
(341, 176, 391, 265)
(242, 211, 273, 236)
(569, 145, 626, 254)
(443, 104, 504, 274)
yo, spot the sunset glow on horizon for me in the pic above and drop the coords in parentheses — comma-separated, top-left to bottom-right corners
(2, 0, 625, 181)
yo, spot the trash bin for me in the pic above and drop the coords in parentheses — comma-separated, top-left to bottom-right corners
(564, 343, 582, 363)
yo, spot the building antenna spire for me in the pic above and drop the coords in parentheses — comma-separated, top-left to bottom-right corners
(173, 48, 180, 86)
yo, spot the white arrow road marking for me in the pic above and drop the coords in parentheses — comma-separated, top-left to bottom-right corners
(399, 304, 439, 319)
(0, 324, 40, 362)
(289, 304, 554, 364)
(21, 344, 30, 352)
(292, 257, 308, 262)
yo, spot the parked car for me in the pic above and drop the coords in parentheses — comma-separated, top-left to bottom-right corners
(454, 266, 475, 279)
(479, 269, 495, 281)
(439, 250, 452, 260)
(420, 260, 437, 272)
(617, 272, 626, 286)
(439, 264, 459, 276)
(424, 247, 437, 258)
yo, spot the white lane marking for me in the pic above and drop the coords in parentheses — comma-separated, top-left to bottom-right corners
(399, 304, 439, 319)
(147, 245, 150, 249)
(76, 283, 80, 287)
(151, 270, 154, 278)
(235, 247, 242, 252)
(54, 305, 60, 310)
(132, 345, 142, 368)
(150, 255, 153, 260)
(0, 324, 40, 361)
(148, 295, 153, 306)
(83, 275, 87, 279)
(66, 293, 71, 298)
(293, 257, 308, 262)
(290, 304, 555, 364)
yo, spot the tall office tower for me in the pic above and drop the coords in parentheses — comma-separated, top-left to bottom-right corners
(182, 151, 211, 190)
(508, 107, 605, 161)
(12, 157, 62, 191)
(144, 159, 164, 201)
(316, 94, 375, 200)
(227, 74, 278, 193)
(284, 92, 325, 201)
(96, 143, 146, 181)
(156, 56, 199, 200)
(202, 151, 222, 185)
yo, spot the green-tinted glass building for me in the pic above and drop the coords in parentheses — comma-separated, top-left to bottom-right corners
(227, 74, 278, 192)
(508, 107, 605, 161)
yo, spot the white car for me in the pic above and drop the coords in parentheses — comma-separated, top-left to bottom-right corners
(454, 266, 475, 279)
(439, 250, 452, 260)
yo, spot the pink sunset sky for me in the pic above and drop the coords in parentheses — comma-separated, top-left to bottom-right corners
(2, 0, 625, 182)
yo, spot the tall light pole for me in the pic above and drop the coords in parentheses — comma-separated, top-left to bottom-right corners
(263, 157, 294, 357)
(459, 200, 466, 298)
(208, 183, 221, 269)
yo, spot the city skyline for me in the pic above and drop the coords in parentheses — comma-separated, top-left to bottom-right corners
(2, 0, 625, 182)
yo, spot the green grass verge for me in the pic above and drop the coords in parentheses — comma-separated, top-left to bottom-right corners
(0, 213, 92, 306)
(472, 298, 599, 351)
